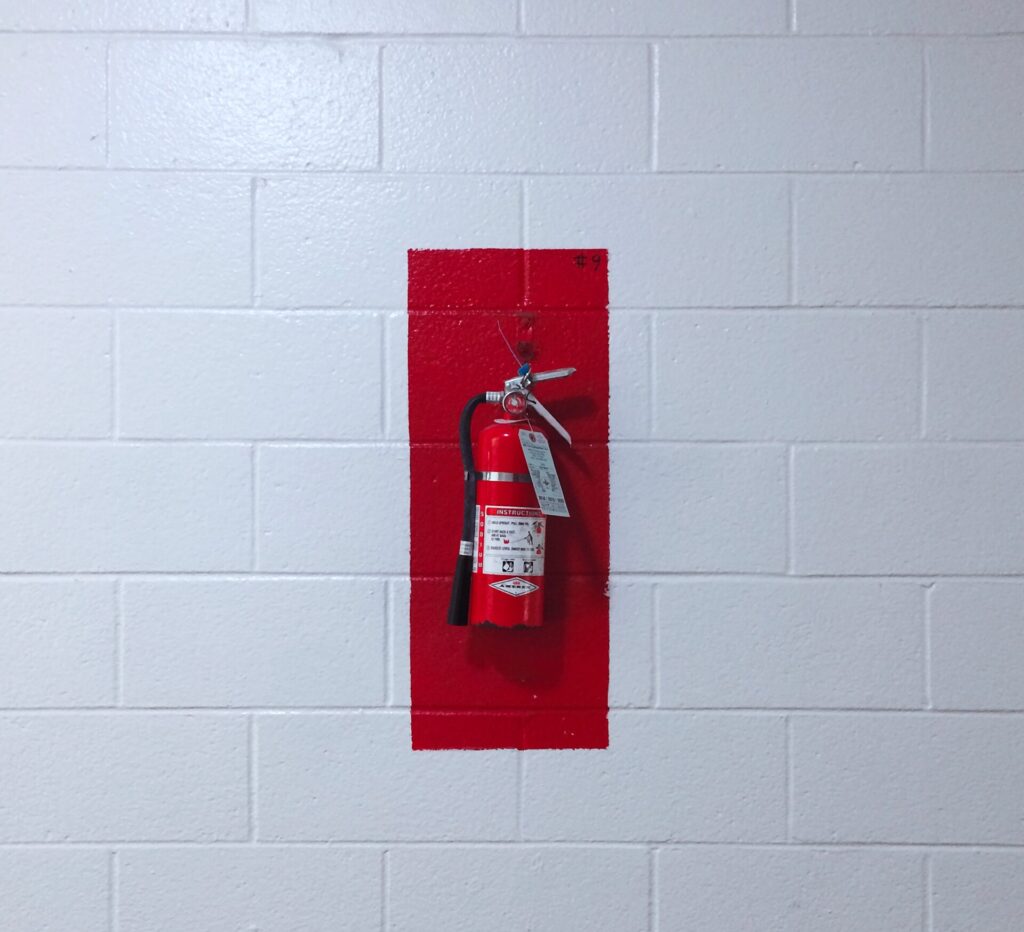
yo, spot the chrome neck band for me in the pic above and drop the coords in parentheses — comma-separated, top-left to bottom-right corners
(473, 470, 532, 483)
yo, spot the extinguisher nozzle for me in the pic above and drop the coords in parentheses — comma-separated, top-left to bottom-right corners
(446, 553, 473, 626)
(447, 393, 488, 628)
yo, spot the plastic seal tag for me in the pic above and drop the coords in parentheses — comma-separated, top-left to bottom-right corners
(519, 429, 570, 517)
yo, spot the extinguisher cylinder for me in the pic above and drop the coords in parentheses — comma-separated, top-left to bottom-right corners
(468, 420, 547, 628)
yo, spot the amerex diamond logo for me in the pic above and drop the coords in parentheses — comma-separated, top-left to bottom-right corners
(489, 577, 539, 597)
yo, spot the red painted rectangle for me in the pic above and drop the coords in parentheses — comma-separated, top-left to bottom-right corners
(408, 249, 610, 751)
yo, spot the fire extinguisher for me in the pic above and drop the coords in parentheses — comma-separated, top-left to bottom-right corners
(447, 364, 575, 628)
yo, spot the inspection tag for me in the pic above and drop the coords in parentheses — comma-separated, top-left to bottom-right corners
(519, 429, 570, 517)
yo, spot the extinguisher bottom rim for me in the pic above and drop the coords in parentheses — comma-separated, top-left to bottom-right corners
(470, 619, 543, 629)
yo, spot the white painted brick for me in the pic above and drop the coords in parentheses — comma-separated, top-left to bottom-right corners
(251, 0, 517, 33)
(659, 847, 923, 932)
(931, 582, 1024, 710)
(0, 444, 251, 572)
(528, 178, 789, 306)
(612, 444, 787, 572)
(123, 579, 385, 707)
(658, 580, 924, 709)
(118, 311, 382, 440)
(0, 172, 250, 306)
(795, 0, 1024, 35)
(384, 44, 648, 172)
(257, 713, 517, 840)
(0, 580, 114, 708)
(385, 312, 408, 441)
(792, 446, 1024, 574)
(259, 177, 520, 307)
(932, 852, 1024, 932)
(522, 712, 786, 841)
(119, 848, 381, 932)
(659, 40, 920, 171)
(0, 714, 247, 841)
(930, 41, 1024, 170)
(926, 313, 1024, 440)
(0, 851, 109, 932)
(609, 311, 650, 440)
(0, 309, 111, 438)
(792, 713, 1024, 843)
(525, 0, 786, 35)
(8, 5, 1024, 925)
(389, 847, 649, 932)
(111, 41, 377, 170)
(795, 176, 1024, 306)
(0, 37, 105, 166)
(654, 311, 919, 441)
(609, 579, 654, 708)
(387, 577, 410, 706)
(258, 445, 408, 572)
(0, 0, 244, 30)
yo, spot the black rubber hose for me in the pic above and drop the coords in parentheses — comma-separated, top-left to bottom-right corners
(446, 393, 488, 626)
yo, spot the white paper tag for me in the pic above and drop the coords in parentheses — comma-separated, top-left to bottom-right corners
(519, 429, 570, 517)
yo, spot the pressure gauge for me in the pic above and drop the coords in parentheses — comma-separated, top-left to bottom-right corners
(502, 390, 529, 417)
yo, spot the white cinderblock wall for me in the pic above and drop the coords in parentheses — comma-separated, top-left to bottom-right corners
(2, 2, 1024, 929)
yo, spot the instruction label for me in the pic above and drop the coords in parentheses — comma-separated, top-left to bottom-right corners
(519, 430, 570, 517)
(479, 506, 546, 576)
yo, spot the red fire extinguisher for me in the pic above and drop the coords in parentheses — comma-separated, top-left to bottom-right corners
(447, 364, 575, 628)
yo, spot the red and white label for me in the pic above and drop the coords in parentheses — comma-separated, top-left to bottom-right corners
(478, 505, 545, 577)
(489, 577, 539, 597)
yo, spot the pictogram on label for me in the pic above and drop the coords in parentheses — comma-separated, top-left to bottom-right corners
(478, 505, 546, 577)
(489, 577, 539, 597)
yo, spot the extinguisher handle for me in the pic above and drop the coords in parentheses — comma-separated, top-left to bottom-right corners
(447, 552, 473, 627)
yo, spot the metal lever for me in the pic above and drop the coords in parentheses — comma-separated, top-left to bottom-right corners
(496, 364, 575, 446)
(526, 393, 572, 445)
(530, 367, 576, 383)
